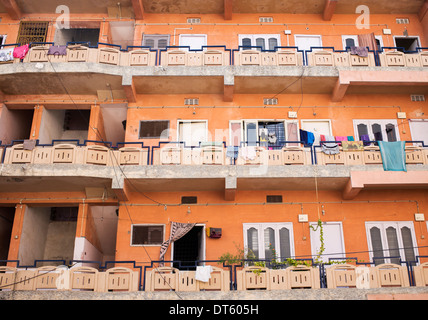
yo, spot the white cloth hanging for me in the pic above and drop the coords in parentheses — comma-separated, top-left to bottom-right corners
(195, 265, 213, 282)
(240, 146, 256, 160)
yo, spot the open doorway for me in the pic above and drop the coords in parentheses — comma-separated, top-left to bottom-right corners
(172, 225, 205, 270)
(0, 108, 34, 144)
(394, 36, 420, 52)
(54, 28, 100, 46)
(38, 109, 90, 145)
(0, 207, 15, 265)
(18, 206, 78, 266)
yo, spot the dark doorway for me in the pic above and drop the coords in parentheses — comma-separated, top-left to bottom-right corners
(173, 226, 204, 270)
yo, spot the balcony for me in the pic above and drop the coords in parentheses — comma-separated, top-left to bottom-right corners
(1, 139, 428, 201)
(1, 258, 428, 293)
(2, 43, 428, 104)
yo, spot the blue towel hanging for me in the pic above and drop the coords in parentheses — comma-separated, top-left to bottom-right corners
(378, 141, 407, 172)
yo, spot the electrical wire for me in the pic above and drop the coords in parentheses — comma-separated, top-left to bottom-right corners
(42, 52, 182, 298)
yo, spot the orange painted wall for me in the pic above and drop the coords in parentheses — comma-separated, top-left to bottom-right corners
(0, 10, 427, 269)
(125, 93, 427, 147)
(115, 189, 428, 267)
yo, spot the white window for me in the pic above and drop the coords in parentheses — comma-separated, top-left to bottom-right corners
(409, 119, 428, 146)
(239, 34, 281, 51)
(310, 221, 346, 263)
(300, 119, 332, 146)
(353, 119, 400, 142)
(294, 35, 322, 52)
(179, 34, 207, 50)
(243, 223, 294, 261)
(178, 120, 208, 147)
(142, 34, 169, 49)
(229, 120, 299, 148)
(366, 221, 418, 265)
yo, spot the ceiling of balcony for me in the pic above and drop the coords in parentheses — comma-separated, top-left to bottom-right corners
(0, 0, 424, 15)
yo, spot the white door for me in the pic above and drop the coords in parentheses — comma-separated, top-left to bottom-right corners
(310, 221, 345, 263)
(301, 119, 332, 145)
(294, 35, 322, 52)
(409, 119, 428, 145)
(179, 34, 207, 50)
(178, 120, 208, 147)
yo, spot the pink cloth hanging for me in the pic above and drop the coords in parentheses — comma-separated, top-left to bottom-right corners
(13, 44, 29, 59)
(335, 136, 347, 141)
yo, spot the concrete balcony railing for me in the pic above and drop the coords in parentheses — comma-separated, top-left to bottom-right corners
(0, 265, 139, 292)
(1, 261, 427, 293)
(2, 142, 428, 167)
(22, 45, 157, 66)
(378, 50, 428, 68)
(5, 43, 428, 69)
(160, 49, 230, 66)
(315, 145, 427, 166)
(306, 50, 377, 67)
(3, 143, 149, 166)
(233, 49, 304, 66)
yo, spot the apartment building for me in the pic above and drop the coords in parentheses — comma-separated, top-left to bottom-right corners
(0, 1, 428, 293)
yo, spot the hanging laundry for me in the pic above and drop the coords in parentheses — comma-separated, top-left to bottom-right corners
(347, 136, 355, 141)
(48, 45, 67, 56)
(321, 142, 340, 155)
(378, 141, 407, 172)
(195, 265, 213, 282)
(320, 135, 326, 142)
(13, 44, 29, 59)
(335, 136, 347, 142)
(299, 129, 314, 147)
(342, 141, 364, 151)
(374, 131, 383, 141)
(350, 46, 369, 57)
(324, 135, 335, 142)
(360, 134, 371, 146)
(240, 146, 257, 160)
(0, 47, 14, 62)
(23, 139, 36, 150)
(335, 136, 347, 146)
(226, 146, 239, 160)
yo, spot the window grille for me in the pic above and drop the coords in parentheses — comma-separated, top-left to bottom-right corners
(263, 98, 278, 105)
(131, 225, 164, 245)
(259, 17, 274, 23)
(184, 98, 199, 105)
(181, 196, 197, 204)
(16, 21, 49, 45)
(411, 94, 425, 102)
(396, 18, 410, 24)
(266, 195, 282, 203)
(139, 120, 169, 139)
(187, 18, 201, 24)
